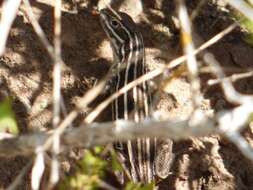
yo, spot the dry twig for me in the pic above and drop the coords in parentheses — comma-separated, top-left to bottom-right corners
(0, 0, 22, 56)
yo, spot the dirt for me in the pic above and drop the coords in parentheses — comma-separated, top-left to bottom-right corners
(0, 0, 253, 189)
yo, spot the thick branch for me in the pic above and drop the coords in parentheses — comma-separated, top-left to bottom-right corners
(0, 118, 217, 158)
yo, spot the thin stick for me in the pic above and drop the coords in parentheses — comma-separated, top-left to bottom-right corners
(0, 0, 22, 56)
(22, 0, 55, 60)
(50, 0, 62, 187)
(208, 70, 253, 85)
(6, 160, 33, 190)
(228, 0, 253, 21)
(178, 0, 201, 110)
(190, 0, 208, 21)
(21, 0, 72, 129)
(203, 53, 253, 161)
(204, 53, 253, 104)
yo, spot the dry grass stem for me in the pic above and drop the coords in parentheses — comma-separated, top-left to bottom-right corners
(0, 0, 22, 56)
(208, 71, 253, 85)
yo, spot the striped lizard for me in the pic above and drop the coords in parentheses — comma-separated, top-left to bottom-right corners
(100, 8, 173, 184)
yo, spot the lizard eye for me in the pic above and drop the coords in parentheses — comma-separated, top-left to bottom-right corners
(110, 19, 120, 28)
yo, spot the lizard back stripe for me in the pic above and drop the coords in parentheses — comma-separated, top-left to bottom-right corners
(100, 8, 156, 183)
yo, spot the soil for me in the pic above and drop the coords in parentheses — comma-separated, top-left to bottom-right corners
(1, 0, 253, 189)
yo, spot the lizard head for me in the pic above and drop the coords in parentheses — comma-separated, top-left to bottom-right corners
(100, 8, 143, 64)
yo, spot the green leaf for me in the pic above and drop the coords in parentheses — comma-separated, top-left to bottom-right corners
(125, 182, 140, 190)
(0, 97, 18, 135)
(69, 173, 99, 190)
(139, 183, 155, 190)
(59, 171, 101, 190)
(232, 8, 253, 46)
(111, 151, 123, 172)
(59, 150, 108, 189)
(80, 150, 107, 176)
(240, 17, 253, 46)
(125, 182, 154, 190)
(94, 146, 103, 154)
(248, 112, 253, 122)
